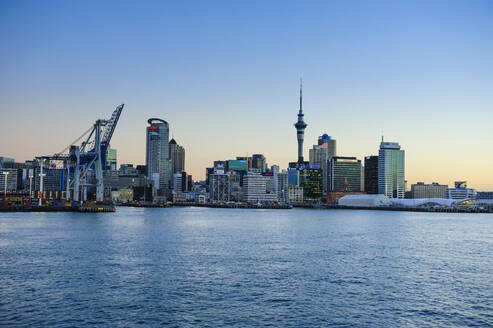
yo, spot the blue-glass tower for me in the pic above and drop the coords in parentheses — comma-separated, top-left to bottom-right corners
(294, 80, 307, 163)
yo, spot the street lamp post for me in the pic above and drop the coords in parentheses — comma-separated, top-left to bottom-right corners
(29, 173, 33, 200)
(39, 159, 46, 206)
(2, 171, 9, 206)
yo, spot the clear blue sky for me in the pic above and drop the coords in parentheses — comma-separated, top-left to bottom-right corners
(1, 0, 493, 189)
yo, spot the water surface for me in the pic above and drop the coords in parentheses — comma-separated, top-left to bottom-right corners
(1, 208, 492, 327)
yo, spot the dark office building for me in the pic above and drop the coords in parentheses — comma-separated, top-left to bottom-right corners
(364, 156, 378, 194)
(328, 157, 362, 192)
(299, 167, 323, 202)
(252, 154, 266, 172)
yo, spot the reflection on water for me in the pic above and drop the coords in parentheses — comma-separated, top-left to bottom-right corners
(1, 208, 492, 327)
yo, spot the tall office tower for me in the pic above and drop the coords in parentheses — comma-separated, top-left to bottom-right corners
(327, 157, 362, 192)
(146, 118, 170, 197)
(294, 80, 307, 163)
(173, 171, 188, 194)
(299, 167, 323, 202)
(364, 156, 378, 194)
(378, 139, 405, 198)
(276, 170, 289, 203)
(309, 134, 337, 194)
(252, 154, 267, 172)
(169, 139, 185, 174)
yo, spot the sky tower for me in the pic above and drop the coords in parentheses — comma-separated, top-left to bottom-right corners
(294, 79, 307, 163)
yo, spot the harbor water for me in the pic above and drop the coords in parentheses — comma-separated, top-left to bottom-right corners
(1, 207, 492, 327)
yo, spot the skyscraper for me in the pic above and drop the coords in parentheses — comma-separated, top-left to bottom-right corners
(146, 118, 169, 197)
(169, 139, 185, 175)
(252, 154, 266, 172)
(309, 134, 336, 194)
(378, 139, 405, 198)
(294, 80, 307, 163)
(364, 156, 378, 194)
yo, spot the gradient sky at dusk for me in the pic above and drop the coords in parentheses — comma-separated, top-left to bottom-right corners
(1, 0, 493, 189)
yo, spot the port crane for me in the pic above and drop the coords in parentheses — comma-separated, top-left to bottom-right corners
(37, 104, 124, 202)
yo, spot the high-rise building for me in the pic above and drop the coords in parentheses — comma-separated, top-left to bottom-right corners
(411, 182, 448, 199)
(169, 138, 185, 190)
(276, 170, 289, 203)
(328, 157, 362, 192)
(169, 139, 185, 174)
(364, 156, 378, 194)
(252, 154, 267, 172)
(309, 134, 337, 194)
(146, 118, 169, 197)
(294, 80, 307, 163)
(299, 167, 323, 202)
(378, 140, 405, 198)
(173, 171, 188, 194)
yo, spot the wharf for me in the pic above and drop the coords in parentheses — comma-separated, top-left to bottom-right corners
(0, 204, 115, 213)
(117, 202, 292, 210)
(298, 204, 492, 213)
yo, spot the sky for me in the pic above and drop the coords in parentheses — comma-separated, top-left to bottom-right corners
(1, 0, 492, 189)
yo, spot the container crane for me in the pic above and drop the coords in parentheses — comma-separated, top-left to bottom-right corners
(37, 104, 124, 203)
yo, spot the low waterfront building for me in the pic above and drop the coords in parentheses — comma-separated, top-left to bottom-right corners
(242, 170, 277, 203)
(111, 188, 133, 202)
(288, 185, 303, 204)
(411, 182, 448, 199)
(338, 194, 391, 207)
(477, 191, 493, 200)
(0, 157, 15, 168)
(0, 168, 18, 192)
(327, 191, 366, 204)
(209, 172, 230, 202)
(446, 181, 477, 200)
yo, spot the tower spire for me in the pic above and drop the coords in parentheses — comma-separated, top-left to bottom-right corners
(294, 78, 307, 163)
(299, 77, 303, 114)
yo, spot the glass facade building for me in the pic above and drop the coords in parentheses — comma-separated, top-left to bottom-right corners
(364, 156, 378, 194)
(146, 118, 169, 197)
(378, 141, 405, 198)
(299, 167, 323, 202)
(328, 157, 362, 192)
(227, 160, 248, 172)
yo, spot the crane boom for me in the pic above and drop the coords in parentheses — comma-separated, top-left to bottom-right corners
(101, 104, 124, 146)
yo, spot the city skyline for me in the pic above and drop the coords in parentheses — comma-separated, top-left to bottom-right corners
(1, 1, 493, 189)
